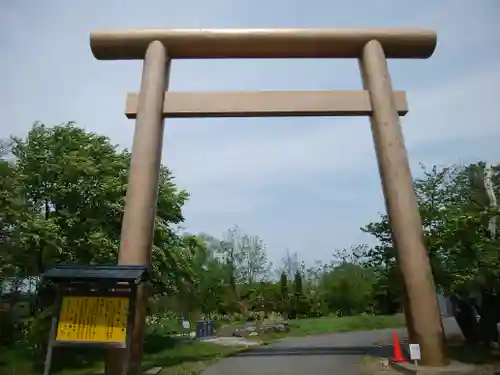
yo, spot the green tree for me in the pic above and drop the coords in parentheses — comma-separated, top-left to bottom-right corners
(0, 121, 198, 363)
(2, 122, 194, 341)
(362, 162, 500, 342)
(240, 234, 271, 284)
(279, 271, 289, 317)
(320, 262, 375, 316)
(290, 270, 304, 317)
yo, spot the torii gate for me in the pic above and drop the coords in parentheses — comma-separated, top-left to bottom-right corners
(89, 28, 447, 374)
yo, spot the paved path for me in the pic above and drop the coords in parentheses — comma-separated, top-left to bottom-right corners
(201, 318, 461, 375)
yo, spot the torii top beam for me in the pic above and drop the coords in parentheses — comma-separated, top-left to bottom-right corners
(89, 28, 437, 60)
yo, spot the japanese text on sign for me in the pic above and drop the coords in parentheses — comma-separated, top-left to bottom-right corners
(56, 296, 129, 344)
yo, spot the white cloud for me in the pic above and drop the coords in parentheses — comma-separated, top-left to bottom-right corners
(167, 118, 369, 187)
(158, 1, 500, 223)
(167, 58, 500, 216)
(1, 0, 500, 262)
(404, 62, 500, 145)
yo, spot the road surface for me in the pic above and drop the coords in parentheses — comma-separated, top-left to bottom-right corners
(201, 317, 460, 375)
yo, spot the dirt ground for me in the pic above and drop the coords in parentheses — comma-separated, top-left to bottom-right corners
(358, 355, 500, 375)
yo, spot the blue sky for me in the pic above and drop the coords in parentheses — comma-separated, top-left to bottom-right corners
(1, 0, 500, 267)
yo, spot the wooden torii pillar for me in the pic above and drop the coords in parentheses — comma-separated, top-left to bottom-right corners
(89, 28, 447, 374)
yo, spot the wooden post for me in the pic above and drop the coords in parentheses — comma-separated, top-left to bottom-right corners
(359, 39, 447, 366)
(105, 40, 169, 375)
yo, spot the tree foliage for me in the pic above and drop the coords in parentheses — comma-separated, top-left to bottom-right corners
(2, 120, 500, 354)
(1, 122, 191, 295)
(362, 163, 500, 342)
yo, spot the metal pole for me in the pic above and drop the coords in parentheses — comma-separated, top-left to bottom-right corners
(105, 40, 169, 375)
(359, 39, 448, 366)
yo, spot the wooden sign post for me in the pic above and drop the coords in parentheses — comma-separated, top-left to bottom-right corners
(41, 265, 149, 375)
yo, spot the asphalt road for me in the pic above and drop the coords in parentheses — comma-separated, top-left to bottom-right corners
(201, 317, 460, 375)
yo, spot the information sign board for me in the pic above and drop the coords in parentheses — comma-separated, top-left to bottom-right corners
(56, 296, 129, 344)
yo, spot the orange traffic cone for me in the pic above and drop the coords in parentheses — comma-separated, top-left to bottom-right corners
(392, 331, 406, 362)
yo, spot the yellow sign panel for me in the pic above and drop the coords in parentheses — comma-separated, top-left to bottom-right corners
(56, 296, 129, 344)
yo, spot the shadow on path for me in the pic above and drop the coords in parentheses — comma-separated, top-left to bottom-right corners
(235, 345, 392, 358)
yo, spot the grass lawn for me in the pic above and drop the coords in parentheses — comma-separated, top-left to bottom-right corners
(286, 314, 407, 336)
(0, 314, 407, 375)
(0, 334, 248, 375)
(141, 338, 249, 375)
(222, 314, 407, 345)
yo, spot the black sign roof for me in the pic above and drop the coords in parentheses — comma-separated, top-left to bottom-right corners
(42, 264, 149, 284)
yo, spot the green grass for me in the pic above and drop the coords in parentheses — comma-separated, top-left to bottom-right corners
(286, 314, 406, 336)
(244, 314, 406, 343)
(142, 338, 249, 375)
(0, 314, 407, 375)
(0, 335, 246, 375)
